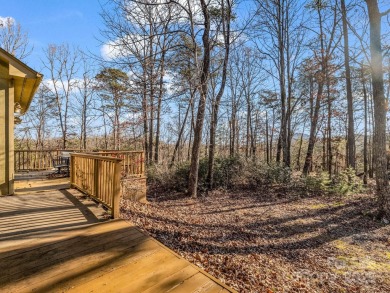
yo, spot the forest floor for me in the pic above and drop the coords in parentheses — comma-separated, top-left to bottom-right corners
(121, 185, 390, 293)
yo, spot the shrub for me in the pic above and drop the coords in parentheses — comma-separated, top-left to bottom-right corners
(212, 156, 243, 189)
(244, 162, 291, 187)
(149, 156, 257, 192)
(331, 168, 363, 195)
(147, 159, 209, 192)
(300, 172, 332, 195)
(299, 168, 363, 196)
(181, 156, 243, 192)
(266, 165, 291, 184)
(146, 164, 175, 189)
(148, 157, 364, 198)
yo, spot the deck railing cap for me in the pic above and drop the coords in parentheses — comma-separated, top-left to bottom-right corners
(71, 153, 123, 162)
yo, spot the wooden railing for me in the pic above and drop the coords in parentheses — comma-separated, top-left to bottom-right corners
(15, 149, 146, 216)
(70, 153, 122, 218)
(14, 149, 82, 171)
(86, 151, 145, 178)
(14, 149, 145, 175)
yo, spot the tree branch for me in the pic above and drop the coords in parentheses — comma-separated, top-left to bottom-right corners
(380, 8, 390, 17)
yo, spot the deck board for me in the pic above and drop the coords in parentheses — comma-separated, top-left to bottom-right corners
(0, 175, 235, 292)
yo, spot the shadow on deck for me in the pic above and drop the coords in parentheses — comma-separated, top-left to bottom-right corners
(0, 172, 234, 292)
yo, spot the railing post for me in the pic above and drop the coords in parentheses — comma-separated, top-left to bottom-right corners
(94, 158, 99, 198)
(70, 154, 75, 188)
(112, 160, 121, 219)
(14, 151, 17, 172)
(142, 151, 145, 176)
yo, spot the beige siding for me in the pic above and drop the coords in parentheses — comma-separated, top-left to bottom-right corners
(0, 80, 5, 194)
(0, 78, 14, 195)
(0, 49, 41, 195)
(8, 79, 14, 194)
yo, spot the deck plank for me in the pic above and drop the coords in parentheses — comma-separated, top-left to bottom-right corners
(141, 265, 201, 293)
(0, 225, 143, 278)
(167, 272, 225, 293)
(3, 238, 158, 292)
(66, 249, 188, 293)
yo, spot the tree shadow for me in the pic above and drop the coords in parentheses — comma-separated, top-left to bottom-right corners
(0, 222, 150, 292)
(129, 194, 388, 261)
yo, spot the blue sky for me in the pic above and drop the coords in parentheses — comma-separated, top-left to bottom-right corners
(0, 0, 102, 72)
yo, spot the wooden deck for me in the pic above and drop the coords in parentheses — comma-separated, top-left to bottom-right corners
(0, 173, 235, 293)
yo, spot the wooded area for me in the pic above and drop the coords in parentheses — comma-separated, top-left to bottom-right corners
(3, 0, 390, 219)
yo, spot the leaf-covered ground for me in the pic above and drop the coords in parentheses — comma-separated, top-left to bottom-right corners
(121, 187, 390, 292)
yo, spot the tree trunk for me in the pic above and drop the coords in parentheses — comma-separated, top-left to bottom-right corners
(207, 0, 231, 189)
(270, 109, 275, 162)
(341, 0, 356, 169)
(246, 100, 251, 159)
(148, 88, 154, 163)
(363, 67, 368, 185)
(326, 78, 332, 176)
(365, 0, 390, 219)
(277, 0, 288, 168)
(142, 72, 149, 164)
(322, 130, 326, 171)
(148, 24, 155, 163)
(276, 135, 281, 164)
(302, 82, 323, 176)
(188, 0, 211, 198)
(265, 111, 270, 165)
(154, 61, 164, 163)
(188, 101, 194, 162)
(82, 94, 87, 149)
(170, 94, 193, 168)
(369, 86, 375, 178)
(302, 3, 332, 176)
(296, 120, 306, 171)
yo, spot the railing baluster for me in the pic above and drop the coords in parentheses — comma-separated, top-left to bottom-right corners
(94, 158, 98, 198)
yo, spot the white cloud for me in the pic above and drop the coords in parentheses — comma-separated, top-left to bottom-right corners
(42, 78, 84, 94)
(100, 41, 122, 61)
(100, 34, 146, 61)
(42, 79, 68, 93)
(164, 71, 176, 96)
(0, 16, 15, 27)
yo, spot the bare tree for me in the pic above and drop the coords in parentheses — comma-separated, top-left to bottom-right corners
(207, 0, 233, 189)
(227, 49, 245, 157)
(0, 17, 32, 60)
(168, 32, 200, 167)
(361, 64, 369, 185)
(188, 0, 212, 198)
(19, 85, 56, 150)
(340, 0, 356, 169)
(303, 0, 341, 176)
(254, 0, 305, 167)
(99, 0, 178, 163)
(73, 51, 97, 150)
(43, 44, 79, 149)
